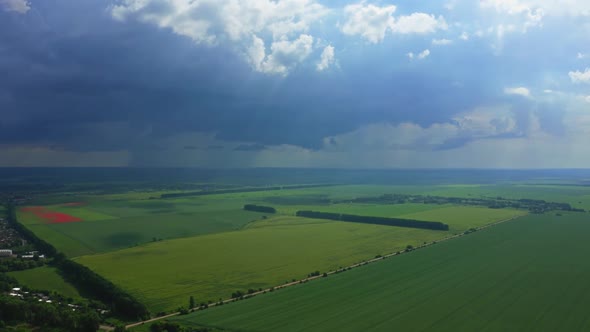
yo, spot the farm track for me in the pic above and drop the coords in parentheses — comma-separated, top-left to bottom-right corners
(121, 214, 524, 330)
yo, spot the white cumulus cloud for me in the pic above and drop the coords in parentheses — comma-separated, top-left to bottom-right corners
(504, 87, 531, 97)
(418, 49, 430, 59)
(432, 38, 452, 45)
(391, 13, 448, 34)
(246, 35, 267, 72)
(407, 49, 430, 60)
(341, 3, 397, 43)
(480, 0, 590, 41)
(316, 45, 335, 71)
(341, 3, 447, 43)
(110, 0, 327, 75)
(481, 0, 590, 17)
(569, 68, 590, 83)
(0, 0, 30, 13)
(480, 0, 530, 14)
(251, 34, 314, 76)
(322, 107, 520, 152)
(480, 0, 544, 34)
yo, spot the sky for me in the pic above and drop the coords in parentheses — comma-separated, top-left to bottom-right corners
(0, 0, 589, 168)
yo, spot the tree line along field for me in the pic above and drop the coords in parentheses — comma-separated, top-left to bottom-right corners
(152, 212, 590, 332)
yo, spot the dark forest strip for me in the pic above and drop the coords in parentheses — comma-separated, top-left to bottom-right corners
(295, 210, 449, 231)
(243, 205, 276, 213)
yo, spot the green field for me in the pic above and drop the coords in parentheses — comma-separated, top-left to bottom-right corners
(16, 183, 548, 258)
(159, 212, 590, 332)
(18, 200, 268, 257)
(76, 206, 525, 313)
(398, 206, 525, 231)
(8, 266, 83, 300)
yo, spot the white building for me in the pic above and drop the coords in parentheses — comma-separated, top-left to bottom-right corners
(0, 249, 13, 257)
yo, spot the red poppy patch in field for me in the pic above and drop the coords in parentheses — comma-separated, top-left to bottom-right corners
(39, 212, 82, 223)
(21, 207, 83, 224)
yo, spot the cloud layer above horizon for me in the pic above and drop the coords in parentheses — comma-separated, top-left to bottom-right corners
(1, 0, 589, 168)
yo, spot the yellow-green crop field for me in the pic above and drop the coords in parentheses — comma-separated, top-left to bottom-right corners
(76, 205, 525, 312)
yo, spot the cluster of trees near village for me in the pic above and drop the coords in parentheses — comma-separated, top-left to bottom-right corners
(3, 204, 150, 321)
(0, 256, 45, 273)
(344, 194, 585, 214)
(296, 211, 449, 231)
(0, 260, 101, 331)
(0, 294, 100, 332)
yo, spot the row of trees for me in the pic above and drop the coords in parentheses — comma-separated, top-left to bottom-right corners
(347, 194, 585, 214)
(161, 184, 335, 199)
(295, 211, 449, 231)
(4, 204, 150, 320)
(149, 320, 211, 332)
(57, 258, 149, 320)
(243, 204, 276, 213)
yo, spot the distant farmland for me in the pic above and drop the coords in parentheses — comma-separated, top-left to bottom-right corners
(16, 184, 527, 258)
(162, 213, 590, 332)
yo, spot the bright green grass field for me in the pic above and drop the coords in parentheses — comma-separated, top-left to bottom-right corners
(8, 266, 82, 300)
(161, 212, 590, 332)
(399, 206, 526, 232)
(77, 206, 525, 313)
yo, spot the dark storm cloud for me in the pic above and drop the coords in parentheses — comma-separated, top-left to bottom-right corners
(0, 1, 249, 140)
(0, 0, 499, 154)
